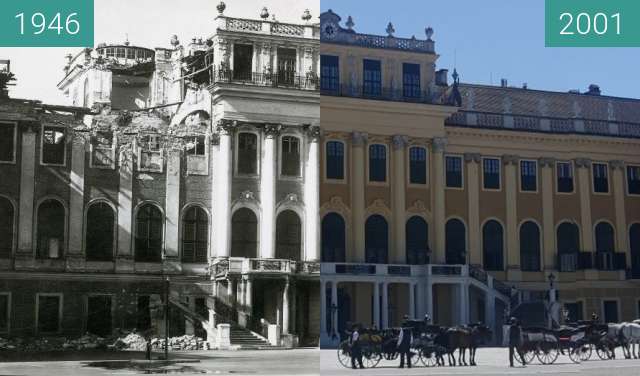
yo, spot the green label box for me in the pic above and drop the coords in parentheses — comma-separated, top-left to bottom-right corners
(0, 0, 94, 47)
(546, 0, 640, 47)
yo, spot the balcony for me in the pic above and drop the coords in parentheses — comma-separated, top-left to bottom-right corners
(211, 68, 319, 91)
(321, 84, 439, 104)
(210, 257, 319, 276)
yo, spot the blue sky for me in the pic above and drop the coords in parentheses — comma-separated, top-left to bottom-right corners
(322, 0, 639, 98)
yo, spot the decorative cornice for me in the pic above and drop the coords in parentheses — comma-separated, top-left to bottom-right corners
(575, 158, 591, 168)
(432, 137, 447, 152)
(392, 135, 408, 150)
(352, 131, 368, 146)
(464, 153, 481, 163)
(503, 154, 519, 165)
(610, 160, 625, 170)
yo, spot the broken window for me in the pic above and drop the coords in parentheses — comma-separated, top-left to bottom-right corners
(37, 199, 65, 259)
(37, 295, 61, 334)
(277, 48, 297, 86)
(0, 123, 16, 162)
(186, 136, 208, 175)
(91, 131, 115, 168)
(182, 206, 208, 263)
(116, 48, 125, 58)
(126, 48, 135, 59)
(0, 197, 14, 258)
(237, 133, 257, 175)
(138, 134, 163, 173)
(86, 202, 115, 261)
(106, 48, 115, 58)
(135, 204, 163, 262)
(42, 126, 66, 165)
(87, 295, 112, 336)
(281, 136, 300, 177)
(233, 44, 253, 80)
(136, 295, 151, 331)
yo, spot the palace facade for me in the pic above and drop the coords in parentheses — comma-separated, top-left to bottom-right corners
(318, 10, 640, 347)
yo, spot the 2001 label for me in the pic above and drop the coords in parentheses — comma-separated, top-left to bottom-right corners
(559, 12, 620, 36)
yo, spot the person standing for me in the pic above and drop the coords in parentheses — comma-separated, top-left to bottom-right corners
(349, 324, 364, 369)
(397, 320, 413, 368)
(508, 317, 525, 367)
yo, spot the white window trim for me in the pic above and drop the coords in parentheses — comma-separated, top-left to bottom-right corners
(89, 132, 116, 170)
(593, 219, 617, 254)
(626, 164, 640, 197)
(366, 143, 389, 186)
(407, 145, 429, 188)
(179, 203, 211, 264)
(0, 292, 10, 335)
(518, 159, 539, 193)
(35, 293, 63, 335)
(600, 298, 621, 323)
(278, 133, 303, 181)
(444, 154, 464, 190)
(34, 197, 68, 260)
(323, 139, 347, 184)
(133, 201, 166, 263)
(555, 160, 576, 195)
(234, 129, 261, 179)
(186, 134, 210, 176)
(137, 135, 164, 173)
(481, 156, 502, 192)
(40, 124, 67, 167)
(591, 162, 610, 195)
(0, 122, 17, 165)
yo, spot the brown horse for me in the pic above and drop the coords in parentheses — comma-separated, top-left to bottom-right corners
(445, 324, 492, 366)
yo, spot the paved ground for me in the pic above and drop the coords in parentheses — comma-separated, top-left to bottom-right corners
(0, 348, 319, 375)
(320, 347, 640, 376)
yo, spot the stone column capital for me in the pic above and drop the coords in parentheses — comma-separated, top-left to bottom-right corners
(432, 137, 448, 153)
(216, 119, 237, 135)
(503, 154, 519, 165)
(610, 160, 625, 170)
(306, 125, 321, 142)
(263, 124, 282, 138)
(464, 153, 481, 163)
(538, 157, 556, 168)
(575, 158, 592, 168)
(391, 135, 408, 150)
(351, 131, 368, 146)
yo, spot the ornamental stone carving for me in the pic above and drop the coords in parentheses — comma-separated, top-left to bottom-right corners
(503, 154, 519, 165)
(392, 135, 408, 150)
(263, 124, 282, 138)
(432, 137, 447, 152)
(538, 157, 556, 167)
(575, 158, 591, 168)
(463, 153, 481, 163)
(352, 131, 368, 146)
(306, 125, 321, 142)
(365, 198, 391, 217)
(216, 119, 237, 135)
(610, 160, 624, 170)
(407, 199, 428, 214)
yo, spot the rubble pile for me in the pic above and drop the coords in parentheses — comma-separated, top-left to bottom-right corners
(150, 335, 209, 351)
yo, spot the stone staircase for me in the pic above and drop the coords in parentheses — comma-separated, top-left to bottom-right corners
(230, 326, 277, 349)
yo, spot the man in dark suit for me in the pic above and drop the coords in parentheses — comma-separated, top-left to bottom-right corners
(508, 317, 525, 367)
(397, 317, 413, 368)
(349, 324, 364, 369)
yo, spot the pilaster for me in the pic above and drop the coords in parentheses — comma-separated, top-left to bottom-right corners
(464, 153, 481, 266)
(392, 135, 407, 263)
(611, 160, 628, 261)
(351, 132, 367, 261)
(504, 155, 520, 278)
(67, 135, 87, 271)
(432, 137, 447, 263)
(259, 124, 279, 259)
(576, 158, 594, 253)
(540, 157, 556, 270)
(304, 126, 320, 261)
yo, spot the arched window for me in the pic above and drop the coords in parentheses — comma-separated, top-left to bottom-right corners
(406, 216, 428, 265)
(321, 213, 345, 262)
(365, 215, 388, 264)
(445, 219, 466, 265)
(595, 222, 615, 253)
(520, 221, 541, 271)
(86, 202, 115, 261)
(37, 199, 65, 259)
(482, 220, 504, 271)
(237, 133, 258, 175)
(275, 210, 302, 261)
(231, 208, 258, 258)
(281, 136, 301, 177)
(135, 204, 163, 262)
(0, 197, 14, 258)
(630, 224, 640, 278)
(557, 222, 580, 271)
(182, 206, 208, 263)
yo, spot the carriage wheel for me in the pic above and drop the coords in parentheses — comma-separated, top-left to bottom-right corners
(568, 345, 582, 364)
(521, 349, 536, 365)
(336, 341, 351, 368)
(363, 349, 381, 368)
(419, 348, 438, 367)
(596, 346, 613, 360)
(536, 344, 559, 365)
(578, 344, 593, 362)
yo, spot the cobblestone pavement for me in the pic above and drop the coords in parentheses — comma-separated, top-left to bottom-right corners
(0, 348, 320, 375)
(320, 347, 640, 376)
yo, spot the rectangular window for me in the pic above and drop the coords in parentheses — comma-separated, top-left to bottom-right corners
(276, 48, 297, 86)
(593, 163, 609, 193)
(483, 158, 501, 190)
(237, 133, 258, 175)
(0, 294, 8, 333)
(520, 160, 537, 192)
(402, 63, 421, 98)
(281, 136, 300, 177)
(42, 126, 66, 165)
(186, 135, 208, 175)
(326, 141, 344, 180)
(37, 294, 61, 334)
(116, 48, 125, 58)
(627, 165, 640, 195)
(369, 144, 386, 182)
(0, 123, 16, 163)
(186, 136, 206, 156)
(233, 44, 253, 80)
(136, 295, 151, 331)
(138, 134, 163, 173)
(105, 48, 114, 58)
(320, 55, 339, 92)
(409, 146, 427, 184)
(91, 131, 114, 168)
(362, 59, 382, 97)
(557, 162, 574, 193)
(603, 300, 619, 323)
(564, 301, 583, 323)
(87, 295, 112, 336)
(445, 156, 463, 188)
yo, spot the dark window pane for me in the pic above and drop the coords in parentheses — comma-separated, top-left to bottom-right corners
(483, 158, 500, 189)
(445, 219, 466, 264)
(38, 296, 60, 333)
(275, 210, 301, 261)
(320, 55, 339, 92)
(595, 222, 615, 253)
(281, 136, 300, 177)
(483, 220, 504, 270)
(409, 147, 427, 184)
(520, 221, 541, 271)
(86, 202, 115, 261)
(237, 133, 257, 174)
(365, 215, 388, 264)
(0, 198, 13, 258)
(233, 44, 253, 80)
(182, 206, 208, 263)
(445, 156, 462, 188)
(42, 127, 66, 165)
(603, 301, 618, 323)
(520, 161, 537, 191)
(402, 63, 420, 98)
(231, 208, 258, 258)
(0, 124, 15, 162)
(137, 296, 151, 331)
(322, 213, 346, 262)
(0, 295, 8, 332)
(369, 144, 386, 182)
(135, 205, 163, 262)
(37, 200, 65, 259)
(557, 162, 574, 193)
(326, 141, 344, 180)
(406, 216, 428, 265)
(593, 163, 609, 193)
(87, 295, 112, 336)
(363, 59, 381, 97)
(627, 166, 640, 195)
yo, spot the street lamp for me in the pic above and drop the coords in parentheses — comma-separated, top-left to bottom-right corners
(547, 272, 556, 290)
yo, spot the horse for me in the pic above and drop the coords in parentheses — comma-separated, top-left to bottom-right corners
(445, 324, 492, 366)
(619, 322, 640, 359)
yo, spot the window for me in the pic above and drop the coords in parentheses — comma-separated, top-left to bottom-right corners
(126, 48, 135, 59)
(520, 160, 537, 192)
(42, 126, 66, 165)
(87, 295, 112, 336)
(406, 216, 428, 265)
(631, 224, 640, 279)
(0, 294, 7, 334)
(86, 202, 115, 261)
(105, 48, 114, 58)
(593, 163, 609, 193)
(520, 221, 541, 271)
(362, 59, 382, 97)
(321, 213, 345, 262)
(137, 296, 151, 331)
(186, 136, 206, 156)
(37, 294, 61, 334)
(182, 206, 208, 263)
(557, 222, 580, 271)
(186, 135, 208, 175)
(0, 123, 16, 163)
(483, 158, 501, 190)
(275, 210, 302, 261)
(320, 55, 339, 92)
(116, 48, 125, 58)
(482, 220, 504, 271)
(231, 208, 258, 258)
(445, 219, 466, 265)
(369, 144, 387, 182)
(276, 48, 297, 86)
(135, 204, 163, 262)
(595, 222, 615, 261)
(557, 162, 574, 193)
(91, 131, 115, 169)
(37, 199, 65, 259)
(627, 165, 640, 195)
(326, 141, 344, 180)
(402, 63, 420, 98)
(237, 133, 258, 175)
(409, 146, 427, 184)
(603, 300, 619, 323)
(445, 156, 463, 188)
(564, 301, 583, 323)
(0, 198, 13, 258)
(365, 215, 388, 264)
(138, 134, 163, 173)
(281, 136, 301, 177)
(233, 44, 253, 80)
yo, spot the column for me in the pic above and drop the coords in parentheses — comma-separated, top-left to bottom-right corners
(465, 153, 481, 265)
(320, 280, 327, 334)
(425, 282, 433, 319)
(381, 282, 389, 329)
(164, 149, 181, 266)
(17, 125, 37, 255)
(331, 281, 338, 336)
(611, 160, 628, 263)
(185, 297, 195, 335)
(116, 143, 134, 271)
(290, 280, 297, 335)
(459, 283, 469, 325)
(408, 282, 416, 319)
(215, 121, 234, 258)
(245, 277, 253, 313)
(392, 135, 407, 264)
(229, 279, 237, 307)
(282, 278, 290, 334)
(540, 158, 556, 270)
(67, 135, 86, 265)
(351, 132, 367, 261)
(504, 155, 520, 272)
(260, 124, 279, 259)
(373, 282, 380, 329)
(304, 126, 320, 261)
(575, 158, 594, 253)
(432, 137, 447, 263)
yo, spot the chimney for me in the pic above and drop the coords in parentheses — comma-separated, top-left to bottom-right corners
(500, 78, 508, 88)
(586, 84, 601, 96)
(435, 69, 448, 86)
(522, 83, 528, 89)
